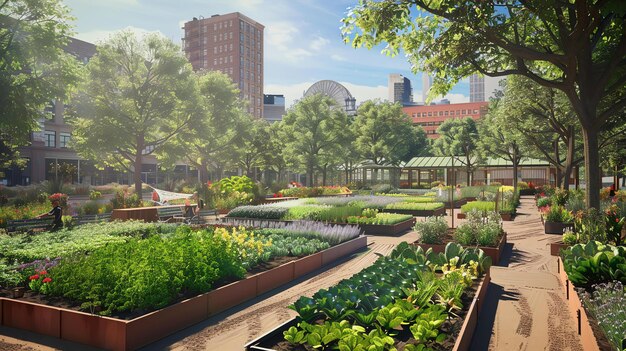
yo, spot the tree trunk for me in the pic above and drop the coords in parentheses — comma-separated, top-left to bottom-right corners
(562, 126, 575, 190)
(322, 164, 328, 186)
(134, 135, 144, 198)
(512, 156, 518, 194)
(555, 167, 563, 188)
(582, 128, 601, 209)
(307, 165, 314, 187)
(199, 161, 210, 183)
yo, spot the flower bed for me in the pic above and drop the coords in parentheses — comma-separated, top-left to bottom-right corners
(278, 186, 351, 198)
(382, 202, 446, 217)
(245, 242, 492, 351)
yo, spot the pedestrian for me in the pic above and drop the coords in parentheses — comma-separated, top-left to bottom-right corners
(36, 200, 63, 231)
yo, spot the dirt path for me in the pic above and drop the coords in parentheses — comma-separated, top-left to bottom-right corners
(470, 196, 582, 351)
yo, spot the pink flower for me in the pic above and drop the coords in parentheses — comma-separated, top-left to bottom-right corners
(42, 277, 52, 283)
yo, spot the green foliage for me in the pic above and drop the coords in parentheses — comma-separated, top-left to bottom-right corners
(433, 118, 481, 184)
(384, 202, 444, 211)
(346, 213, 412, 225)
(225, 205, 289, 219)
(562, 242, 626, 289)
(68, 30, 199, 196)
(414, 216, 448, 245)
(461, 201, 495, 214)
(0, 203, 50, 228)
(216, 175, 255, 195)
(562, 231, 578, 246)
(575, 208, 607, 244)
(0, 221, 178, 263)
(453, 225, 475, 246)
(545, 205, 574, 223)
(110, 189, 142, 209)
(537, 197, 552, 208)
(88, 190, 102, 200)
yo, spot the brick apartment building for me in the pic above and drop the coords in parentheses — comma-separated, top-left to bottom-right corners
(182, 12, 264, 118)
(402, 101, 489, 138)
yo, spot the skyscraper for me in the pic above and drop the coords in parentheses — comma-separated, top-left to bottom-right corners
(421, 73, 432, 103)
(470, 74, 504, 102)
(388, 73, 413, 105)
(182, 12, 264, 118)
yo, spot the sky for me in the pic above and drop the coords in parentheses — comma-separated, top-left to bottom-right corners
(63, 0, 470, 108)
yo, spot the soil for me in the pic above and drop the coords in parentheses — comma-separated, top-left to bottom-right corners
(0, 254, 305, 320)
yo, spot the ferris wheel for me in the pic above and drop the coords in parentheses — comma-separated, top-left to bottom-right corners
(303, 80, 357, 114)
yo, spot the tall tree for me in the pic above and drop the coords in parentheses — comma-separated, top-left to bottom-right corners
(478, 91, 526, 192)
(236, 118, 273, 180)
(434, 117, 481, 186)
(166, 70, 249, 182)
(342, 0, 626, 208)
(0, 0, 81, 169)
(280, 93, 348, 186)
(69, 31, 199, 196)
(352, 100, 427, 166)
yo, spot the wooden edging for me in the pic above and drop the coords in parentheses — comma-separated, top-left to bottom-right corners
(356, 217, 416, 236)
(544, 221, 574, 235)
(550, 242, 570, 256)
(244, 268, 491, 351)
(413, 232, 507, 266)
(0, 236, 368, 351)
(556, 257, 601, 351)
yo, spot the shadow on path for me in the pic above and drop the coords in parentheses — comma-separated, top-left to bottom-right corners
(470, 283, 520, 351)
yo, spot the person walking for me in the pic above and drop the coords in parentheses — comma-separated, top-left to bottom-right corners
(37, 200, 63, 231)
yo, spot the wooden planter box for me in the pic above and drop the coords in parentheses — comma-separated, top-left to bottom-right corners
(111, 206, 162, 222)
(356, 217, 416, 236)
(544, 221, 574, 234)
(244, 269, 491, 351)
(442, 198, 468, 208)
(0, 236, 368, 351)
(550, 242, 571, 256)
(556, 258, 602, 351)
(413, 232, 507, 266)
(519, 189, 536, 196)
(381, 207, 446, 217)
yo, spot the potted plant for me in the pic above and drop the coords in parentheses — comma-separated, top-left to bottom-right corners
(543, 205, 574, 234)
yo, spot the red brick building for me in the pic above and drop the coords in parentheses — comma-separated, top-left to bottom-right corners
(402, 101, 489, 138)
(182, 13, 264, 118)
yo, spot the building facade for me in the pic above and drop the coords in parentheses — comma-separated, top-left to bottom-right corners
(421, 73, 432, 103)
(263, 94, 285, 123)
(402, 101, 489, 138)
(182, 12, 264, 118)
(388, 73, 413, 105)
(470, 74, 504, 102)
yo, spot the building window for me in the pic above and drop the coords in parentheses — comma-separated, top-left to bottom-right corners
(59, 132, 71, 148)
(428, 112, 432, 116)
(473, 109, 478, 114)
(444, 111, 449, 116)
(44, 131, 56, 148)
(462, 109, 466, 114)
(214, 47, 217, 54)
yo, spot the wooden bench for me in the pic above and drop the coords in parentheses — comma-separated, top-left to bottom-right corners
(6, 218, 54, 233)
(74, 213, 112, 225)
(156, 206, 186, 223)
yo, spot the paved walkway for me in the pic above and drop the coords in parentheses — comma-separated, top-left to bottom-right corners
(0, 196, 583, 350)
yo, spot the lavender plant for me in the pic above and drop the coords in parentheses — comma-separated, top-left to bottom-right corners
(579, 281, 626, 351)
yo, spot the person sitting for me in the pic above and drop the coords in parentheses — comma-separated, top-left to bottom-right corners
(37, 200, 63, 231)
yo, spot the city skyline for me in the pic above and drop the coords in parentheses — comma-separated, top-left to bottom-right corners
(63, 0, 471, 108)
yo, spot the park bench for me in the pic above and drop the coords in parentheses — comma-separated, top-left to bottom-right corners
(156, 206, 186, 223)
(74, 212, 112, 225)
(6, 218, 54, 233)
(188, 208, 219, 224)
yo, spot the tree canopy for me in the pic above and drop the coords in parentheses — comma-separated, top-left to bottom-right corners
(342, 0, 626, 208)
(280, 93, 349, 186)
(0, 0, 81, 169)
(434, 117, 480, 185)
(68, 31, 200, 196)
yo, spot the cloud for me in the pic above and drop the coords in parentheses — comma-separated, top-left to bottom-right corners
(265, 21, 299, 51)
(74, 26, 165, 45)
(330, 54, 348, 62)
(309, 36, 330, 51)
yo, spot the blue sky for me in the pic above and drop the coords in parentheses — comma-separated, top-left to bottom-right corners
(64, 0, 470, 107)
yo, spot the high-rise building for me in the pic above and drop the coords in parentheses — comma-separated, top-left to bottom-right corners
(421, 73, 432, 103)
(470, 74, 504, 102)
(388, 74, 413, 105)
(182, 12, 264, 118)
(263, 94, 285, 123)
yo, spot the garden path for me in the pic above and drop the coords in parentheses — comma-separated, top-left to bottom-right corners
(470, 196, 583, 351)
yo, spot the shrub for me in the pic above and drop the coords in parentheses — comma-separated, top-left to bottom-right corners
(371, 183, 395, 194)
(80, 200, 101, 215)
(575, 208, 607, 244)
(453, 224, 475, 246)
(562, 231, 577, 245)
(536, 197, 552, 208)
(89, 190, 102, 200)
(414, 216, 448, 244)
(461, 201, 495, 214)
(517, 181, 529, 190)
(110, 189, 141, 209)
(48, 193, 68, 207)
(578, 281, 626, 351)
(226, 205, 289, 219)
(544, 205, 574, 223)
(552, 188, 569, 206)
(476, 224, 501, 246)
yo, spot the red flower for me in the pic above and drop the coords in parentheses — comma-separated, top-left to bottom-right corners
(42, 277, 52, 283)
(29, 274, 40, 281)
(39, 270, 48, 275)
(273, 193, 278, 198)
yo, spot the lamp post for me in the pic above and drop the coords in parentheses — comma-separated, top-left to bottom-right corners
(450, 155, 455, 229)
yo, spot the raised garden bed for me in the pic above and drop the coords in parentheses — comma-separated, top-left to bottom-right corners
(0, 236, 368, 351)
(550, 241, 571, 256)
(413, 232, 507, 266)
(544, 221, 574, 234)
(457, 212, 512, 221)
(244, 268, 492, 351)
(354, 217, 416, 236)
(381, 206, 446, 217)
(556, 257, 604, 351)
